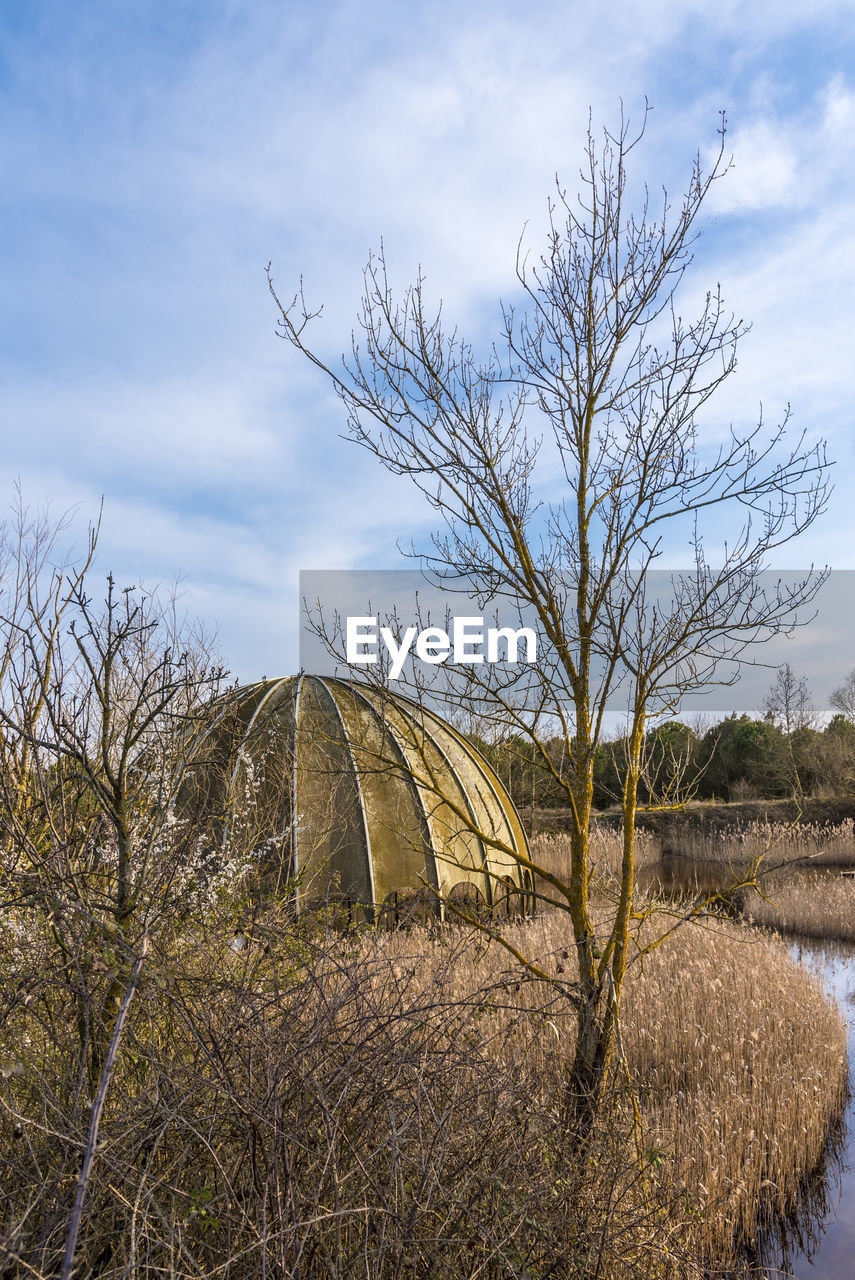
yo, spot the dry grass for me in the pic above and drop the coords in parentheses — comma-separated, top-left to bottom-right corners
(616, 917, 847, 1260)
(745, 869, 855, 942)
(366, 909, 847, 1267)
(653, 818, 855, 942)
(530, 828, 661, 901)
(667, 819, 855, 870)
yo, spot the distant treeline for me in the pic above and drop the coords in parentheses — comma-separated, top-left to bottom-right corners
(477, 705, 855, 812)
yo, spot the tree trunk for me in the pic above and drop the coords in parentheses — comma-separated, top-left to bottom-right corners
(564, 983, 615, 1138)
(564, 721, 643, 1139)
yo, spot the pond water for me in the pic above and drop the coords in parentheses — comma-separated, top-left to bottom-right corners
(636, 857, 855, 1277)
(758, 935, 855, 1279)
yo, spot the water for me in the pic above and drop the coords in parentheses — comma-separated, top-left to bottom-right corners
(758, 935, 855, 1279)
(637, 857, 855, 1277)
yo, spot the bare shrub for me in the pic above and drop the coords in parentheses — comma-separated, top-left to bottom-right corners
(1, 907, 712, 1280)
(0, 900, 845, 1277)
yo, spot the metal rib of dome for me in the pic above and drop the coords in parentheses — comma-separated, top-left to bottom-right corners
(223, 674, 530, 918)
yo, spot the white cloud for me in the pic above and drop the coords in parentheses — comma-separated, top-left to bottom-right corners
(705, 75, 855, 215)
(2, 0, 855, 677)
(710, 122, 798, 211)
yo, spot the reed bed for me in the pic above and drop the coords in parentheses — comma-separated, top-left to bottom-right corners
(745, 869, 855, 943)
(364, 909, 847, 1266)
(616, 917, 847, 1260)
(530, 827, 661, 901)
(668, 819, 855, 870)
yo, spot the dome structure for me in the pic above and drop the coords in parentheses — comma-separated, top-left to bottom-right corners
(216, 675, 531, 919)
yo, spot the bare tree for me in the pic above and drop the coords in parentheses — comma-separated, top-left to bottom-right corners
(1, 559, 229, 910)
(830, 668, 855, 722)
(0, 499, 245, 1277)
(269, 108, 830, 1133)
(762, 662, 816, 735)
(760, 662, 817, 798)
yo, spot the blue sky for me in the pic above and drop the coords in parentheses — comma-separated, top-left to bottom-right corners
(2, 0, 854, 697)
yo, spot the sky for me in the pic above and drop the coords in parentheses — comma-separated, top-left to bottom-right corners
(1, 0, 854, 708)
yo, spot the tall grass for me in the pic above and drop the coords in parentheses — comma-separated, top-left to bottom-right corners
(615, 916, 847, 1260)
(666, 819, 855, 869)
(648, 818, 855, 941)
(374, 910, 847, 1266)
(745, 869, 855, 943)
(530, 828, 661, 900)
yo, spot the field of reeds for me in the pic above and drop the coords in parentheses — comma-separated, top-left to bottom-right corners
(479, 909, 847, 1266)
(0, 898, 846, 1278)
(660, 818, 855, 870)
(615, 916, 847, 1258)
(530, 827, 661, 899)
(624, 817, 855, 942)
(744, 869, 855, 943)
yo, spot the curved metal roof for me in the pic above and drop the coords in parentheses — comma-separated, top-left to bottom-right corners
(222, 675, 530, 917)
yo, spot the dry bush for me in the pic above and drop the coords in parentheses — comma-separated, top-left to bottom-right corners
(0, 908, 703, 1280)
(0, 901, 846, 1278)
(745, 869, 855, 942)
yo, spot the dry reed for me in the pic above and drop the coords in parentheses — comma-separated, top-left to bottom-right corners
(616, 916, 847, 1261)
(364, 909, 847, 1267)
(667, 819, 855, 870)
(530, 827, 661, 901)
(745, 869, 855, 943)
